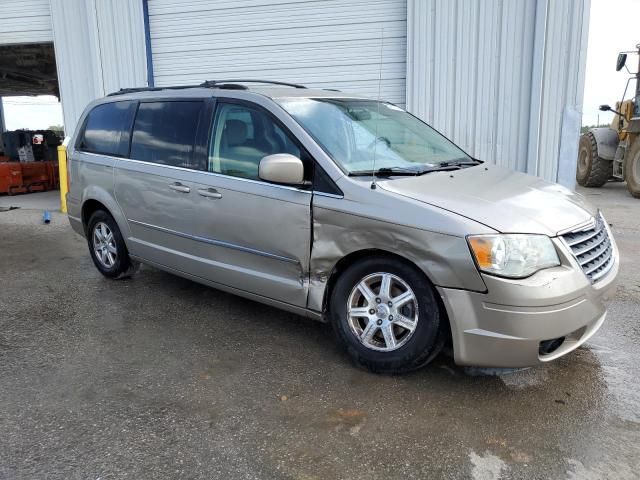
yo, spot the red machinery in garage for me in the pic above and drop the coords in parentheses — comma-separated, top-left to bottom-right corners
(0, 129, 61, 195)
(0, 160, 60, 195)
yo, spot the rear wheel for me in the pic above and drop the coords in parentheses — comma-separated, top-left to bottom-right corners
(625, 137, 640, 198)
(330, 257, 444, 374)
(576, 132, 612, 187)
(87, 210, 138, 279)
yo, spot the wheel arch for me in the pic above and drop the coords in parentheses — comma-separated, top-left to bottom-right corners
(80, 187, 130, 240)
(81, 199, 108, 234)
(321, 248, 451, 342)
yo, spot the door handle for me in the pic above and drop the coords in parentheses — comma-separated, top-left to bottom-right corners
(197, 187, 223, 199)
(169, 182, 190, 193)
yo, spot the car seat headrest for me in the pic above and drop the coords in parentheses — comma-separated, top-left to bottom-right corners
(224, 119, 248, 146)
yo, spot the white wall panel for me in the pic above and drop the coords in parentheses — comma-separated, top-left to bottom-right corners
(36, 0, 588, 179)
(0, 0, 53, 45)
(49, 0, 147, 133)
(148, 0, 407, 105)
(49, 0, 101, 134)
(407, 0, 590, 185)
(537, 0, 590, 185)
(94, 0, 148, 96)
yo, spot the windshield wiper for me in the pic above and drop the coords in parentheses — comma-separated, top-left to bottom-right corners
(413, 159, 482, 175)
(436, 159, 482, 168)
(349, 159, 482, 178)
(348, 167, 424, 177)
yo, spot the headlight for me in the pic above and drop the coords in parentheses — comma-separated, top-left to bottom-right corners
(467, 234, 560, 278)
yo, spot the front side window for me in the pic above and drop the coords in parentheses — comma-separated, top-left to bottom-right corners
(208, 103, 301, 180)
(277, 98, 472, 174)
(79, 101, 135, 156)
(130, 101, 204, 169)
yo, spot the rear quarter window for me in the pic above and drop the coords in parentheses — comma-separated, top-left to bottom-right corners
(78, 101, 136, 156)
(130, 100, 205, 169)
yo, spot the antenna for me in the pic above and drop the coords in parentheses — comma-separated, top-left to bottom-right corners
(371, 27, 384, 190)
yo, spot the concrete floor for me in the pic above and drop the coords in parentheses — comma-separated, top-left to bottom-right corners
(0, 189, 61, 211)
(0, 183, 638, 479)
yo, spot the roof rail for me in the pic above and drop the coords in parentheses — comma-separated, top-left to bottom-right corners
(107, 79, 307, 97)
(201, 79, 307, 89)
(107, 84, 203, 96)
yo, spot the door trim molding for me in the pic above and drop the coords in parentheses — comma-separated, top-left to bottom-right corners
(128, 219, 299, 264)
(130, 254, 323, 321)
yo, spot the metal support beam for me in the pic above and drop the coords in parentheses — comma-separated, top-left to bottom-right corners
(0, 97, 5, 133)
(142, 0, 155, 87)
(525, 0, 548, 178)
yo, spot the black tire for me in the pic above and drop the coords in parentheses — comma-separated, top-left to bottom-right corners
(87, 210, 138, 279)
(624, 137, 640, 198)
(329, 257, 445, 374)
(576, 132, 613, 187)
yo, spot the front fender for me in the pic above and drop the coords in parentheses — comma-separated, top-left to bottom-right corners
(589, 127, 619, 160)
(307, 207, 489, 313)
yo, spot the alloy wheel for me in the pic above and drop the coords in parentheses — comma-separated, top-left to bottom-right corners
(92, 222, 117, 268)
(347, 272, 419, 352)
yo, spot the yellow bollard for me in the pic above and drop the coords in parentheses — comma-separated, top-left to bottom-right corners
(57, 145, 68, 213)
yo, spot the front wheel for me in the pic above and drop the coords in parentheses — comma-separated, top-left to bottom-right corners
(330, 257, 444, 374)
(625, 137, 640, 198)
(87, 210, 138, 279)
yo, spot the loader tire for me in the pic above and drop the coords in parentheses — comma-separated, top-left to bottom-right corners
(625, 137, 640, 198)
(576, 132, 612, 187)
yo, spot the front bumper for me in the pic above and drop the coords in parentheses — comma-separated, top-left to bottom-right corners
(438, 241, 619, 368)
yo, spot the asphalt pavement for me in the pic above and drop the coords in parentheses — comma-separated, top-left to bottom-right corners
(0, 182, 638, 479)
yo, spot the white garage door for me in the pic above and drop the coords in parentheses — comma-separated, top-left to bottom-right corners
(147, 0, 407, 106)
(0, 0, 52, 45)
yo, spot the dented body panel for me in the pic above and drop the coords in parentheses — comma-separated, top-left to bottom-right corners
(307, 179, 492, 312)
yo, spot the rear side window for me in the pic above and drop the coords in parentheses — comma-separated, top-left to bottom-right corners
(130, 101, 205, 169)
(79, 101, 135, 156)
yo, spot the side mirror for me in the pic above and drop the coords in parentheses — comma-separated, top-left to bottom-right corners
(616, 53, 627, 71)
(259, 153, 305, 185)
(599, 104, 612, 112)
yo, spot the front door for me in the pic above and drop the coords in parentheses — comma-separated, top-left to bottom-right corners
(190, 100, 312, 307)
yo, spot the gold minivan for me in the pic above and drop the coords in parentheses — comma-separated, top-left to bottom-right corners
(66, 80, 619, 373)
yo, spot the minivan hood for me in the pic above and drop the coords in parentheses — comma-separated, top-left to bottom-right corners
(378, 165, 596, 236)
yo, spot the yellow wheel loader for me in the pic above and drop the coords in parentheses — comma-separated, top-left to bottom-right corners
(577, 44, 640, 197)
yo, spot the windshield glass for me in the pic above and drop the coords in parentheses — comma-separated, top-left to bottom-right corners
(277, 98, 471, 173)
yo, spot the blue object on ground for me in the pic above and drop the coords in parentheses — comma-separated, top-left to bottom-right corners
(43, 210, 51, 224)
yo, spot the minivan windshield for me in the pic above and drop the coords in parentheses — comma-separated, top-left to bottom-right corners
(277, 98, 473, 174)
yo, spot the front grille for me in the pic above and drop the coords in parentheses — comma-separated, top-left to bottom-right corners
(561, 214, 614, 283)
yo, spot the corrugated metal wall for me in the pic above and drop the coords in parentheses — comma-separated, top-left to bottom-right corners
(538, 0, 590, 186)
(147, 0, 408, 106)
(406, 0, 590, 184)
(94, 1, 148, 96)
(49, 0, 147, 133)
(3, 0, 590, 179)
(0, 0, 53, 45)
